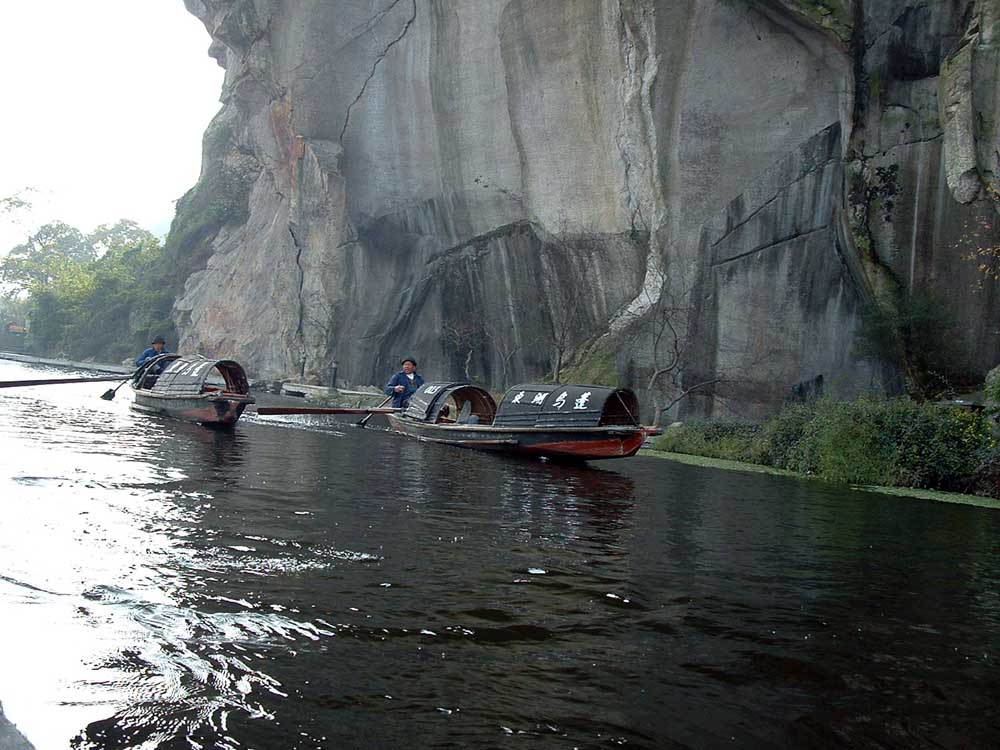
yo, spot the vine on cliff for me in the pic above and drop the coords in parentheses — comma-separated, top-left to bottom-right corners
(960, 184, 1000, 286)
(853, 286, 971, 401)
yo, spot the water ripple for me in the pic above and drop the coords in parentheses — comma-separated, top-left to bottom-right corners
(1, 360, 999, 748)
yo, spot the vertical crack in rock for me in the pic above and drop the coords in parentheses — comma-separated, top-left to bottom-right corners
(849, 0, 866, 128)
(338, 0, 417, 145)
(269, 91, 310, 378)
(844, 0, 886, 295)
(842, 0, 904, 302)
(348, 0, 407, 40)
(288, 223, 308, 378)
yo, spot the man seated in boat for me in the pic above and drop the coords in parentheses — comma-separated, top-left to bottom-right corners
(384, 357, 424, 408)
(134, 337, 175, 391)
(136, 336, 169, 368)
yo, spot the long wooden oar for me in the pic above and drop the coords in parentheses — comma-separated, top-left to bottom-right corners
(0, 375, 127, 389)
(358, 395, 394, 427)
(100, 375, 135, 401)
(255, 405, 400, 416)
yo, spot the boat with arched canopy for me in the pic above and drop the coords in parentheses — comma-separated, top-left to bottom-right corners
(384, 382, 655, 461)
(131, 354, 254, 427)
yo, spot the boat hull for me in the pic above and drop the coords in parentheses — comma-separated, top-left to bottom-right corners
(386, 414, 647, 460)
(131, 390, 253, 427)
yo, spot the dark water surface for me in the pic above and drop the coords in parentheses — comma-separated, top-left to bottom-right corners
(1, 360, 998, 749)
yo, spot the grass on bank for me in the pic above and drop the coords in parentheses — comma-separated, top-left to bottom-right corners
(651, 397, 1000, 499)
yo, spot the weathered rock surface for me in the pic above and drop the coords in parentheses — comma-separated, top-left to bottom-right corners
(682, 124, 879, 418)
(0, 702, 35, 750)
(846, 0, 1000, 380)
(173, 0, 1000, 416)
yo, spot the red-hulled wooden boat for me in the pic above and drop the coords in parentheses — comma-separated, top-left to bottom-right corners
(385, 382, 658, 461)
(131, 354, 254, 428)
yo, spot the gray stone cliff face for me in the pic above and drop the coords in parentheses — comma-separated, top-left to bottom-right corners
(174, 0, 999, 417)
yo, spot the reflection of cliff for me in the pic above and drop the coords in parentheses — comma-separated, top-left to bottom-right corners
(496, 460, 636, 547)
(174, 1, 998, 414)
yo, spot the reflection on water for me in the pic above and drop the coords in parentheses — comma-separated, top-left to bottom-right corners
(0, 360, 998, 749)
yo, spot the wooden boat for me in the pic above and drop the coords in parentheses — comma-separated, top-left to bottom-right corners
(385, 382, 657, 461)
(131, 354, 254, 427)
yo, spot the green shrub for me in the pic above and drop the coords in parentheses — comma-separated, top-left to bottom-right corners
(653, 421, 760, 462)
(783, 399, 896, 484)
(985, 370, 1000, 418)
(968, 447, 1000, 498)
(888, 404, 991, 488)
(653, 398, 996, 495)
(748, 402, 815, 468)
(788, 399, 992, 489)
(853, 287, 969, 400)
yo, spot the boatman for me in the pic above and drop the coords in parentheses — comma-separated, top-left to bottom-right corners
(136, 336, 169, 368)
(384, 357, 424, 408)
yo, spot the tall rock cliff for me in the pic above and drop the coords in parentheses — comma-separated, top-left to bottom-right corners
(173, 0, 1000, 417)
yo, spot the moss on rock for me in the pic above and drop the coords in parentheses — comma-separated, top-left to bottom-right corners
(779, 0, 852, 44)
(164, 116, 260, 282)
(558, 338, 620, 387)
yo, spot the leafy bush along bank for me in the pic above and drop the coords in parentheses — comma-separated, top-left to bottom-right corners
(652, 398, 999, 497)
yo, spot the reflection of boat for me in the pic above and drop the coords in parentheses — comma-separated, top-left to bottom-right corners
(385, 382, 657, 461)
(131, 355, 254, 428)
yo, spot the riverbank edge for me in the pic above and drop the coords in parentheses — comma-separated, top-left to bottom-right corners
(639, 449, 1000, 510)
(0, 351, 130, 374)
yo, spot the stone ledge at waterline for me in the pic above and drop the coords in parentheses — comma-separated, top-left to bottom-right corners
(277, 383, 385, 401)
(276, 382, 384, 406)
(641, 450, 1000, 510)
(0, 351, 131, 374)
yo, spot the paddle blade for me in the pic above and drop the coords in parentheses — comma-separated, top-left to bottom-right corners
(100, 388, 116, 401)
(357, 395, 395, 427)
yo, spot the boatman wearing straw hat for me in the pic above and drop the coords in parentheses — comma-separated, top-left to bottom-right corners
(384, 357, 424, 408)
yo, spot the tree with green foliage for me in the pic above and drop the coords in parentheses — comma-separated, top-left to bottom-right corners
(0, 291, 29, 325)
(1, 218, 179, 362)
(0, 191, 33, 217)
(0, 221, 96, 292)
(62, 221, 176, 362)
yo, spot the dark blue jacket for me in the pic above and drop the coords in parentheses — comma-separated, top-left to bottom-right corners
(384, 371, 424, 408)
(136, 347, 169, 368)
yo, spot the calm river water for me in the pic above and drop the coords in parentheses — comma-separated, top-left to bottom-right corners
(0, 359, 998, 749)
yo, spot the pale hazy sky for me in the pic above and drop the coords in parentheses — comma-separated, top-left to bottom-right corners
(0, 2, 224, 251)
